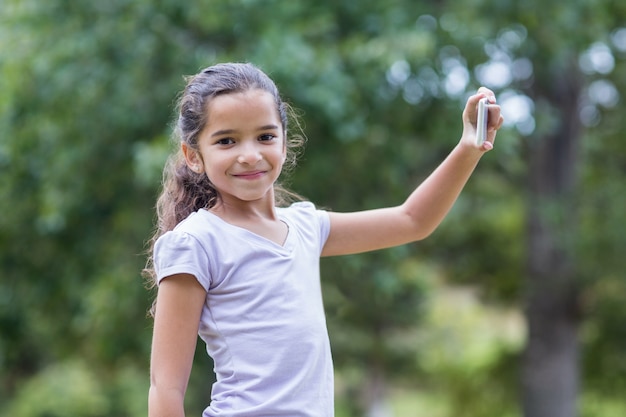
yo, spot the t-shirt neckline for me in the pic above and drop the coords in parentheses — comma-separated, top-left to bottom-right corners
(198, 209, 296, 253)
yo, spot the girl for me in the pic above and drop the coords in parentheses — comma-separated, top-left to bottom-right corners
(146, 62, 504, 417)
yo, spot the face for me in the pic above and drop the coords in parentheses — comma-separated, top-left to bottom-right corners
(183, 89, 286, 207)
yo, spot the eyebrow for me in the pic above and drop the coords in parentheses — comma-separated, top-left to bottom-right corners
(210, 124, 280, 137)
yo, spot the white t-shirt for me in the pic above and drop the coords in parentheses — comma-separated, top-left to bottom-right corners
(154, 202, 334, 417)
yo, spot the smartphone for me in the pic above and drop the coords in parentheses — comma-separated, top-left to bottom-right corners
(476, 98, 489, 146)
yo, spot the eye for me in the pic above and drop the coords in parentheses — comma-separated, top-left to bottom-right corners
(215, 137, 235, 145)
(258, 133, 277, 142)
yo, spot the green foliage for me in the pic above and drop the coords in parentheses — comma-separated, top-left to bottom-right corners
(2, 360, 148, 417)
(0, 0, 177, 412)
(3, 360, 109, 417)
(1, 0, 625, 416)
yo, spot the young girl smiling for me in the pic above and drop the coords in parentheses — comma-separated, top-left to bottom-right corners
(146, 62, 504, 417)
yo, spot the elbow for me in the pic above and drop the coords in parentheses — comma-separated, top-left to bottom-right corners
(415, 228, 435, 241)
(399, 203, 446, 242)
(410, 226, 435, 242)
(149, 374, 188, 398)
(148, 384, 186, 417)
(398, 209, 436, 242)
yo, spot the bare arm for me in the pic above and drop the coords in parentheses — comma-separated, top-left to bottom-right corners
(149, 274, 206, 417)
(322, 88, 504, 257)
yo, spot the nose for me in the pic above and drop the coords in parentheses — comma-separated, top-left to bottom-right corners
(237, 141, 262, 165)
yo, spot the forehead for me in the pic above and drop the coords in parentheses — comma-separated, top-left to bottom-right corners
(206, 89, 281, 128)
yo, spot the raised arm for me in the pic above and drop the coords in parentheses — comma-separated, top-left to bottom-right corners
(149, 274, 206, 417)
(321, 88, 504, 257)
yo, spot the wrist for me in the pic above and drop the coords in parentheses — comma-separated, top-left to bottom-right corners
(455, 141, 486, 161)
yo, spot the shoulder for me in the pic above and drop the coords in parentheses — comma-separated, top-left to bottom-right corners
(173, 210, 210, 233)
(279, 201, 326, 216)
(153, 211, 219, 290)
(279, 201, 328, 225)
(279, 202, 330, 248)
(155, 210, 229, 258)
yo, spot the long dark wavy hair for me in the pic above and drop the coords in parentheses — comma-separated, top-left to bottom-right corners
(143, 63, 305, 300)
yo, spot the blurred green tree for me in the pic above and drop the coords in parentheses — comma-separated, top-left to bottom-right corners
(1, 1, 625, 417)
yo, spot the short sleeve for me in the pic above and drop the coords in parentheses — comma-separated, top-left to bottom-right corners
(153, 230, 212, 291)
(284, 202, 330, 254)
(314, 207, 330, 254)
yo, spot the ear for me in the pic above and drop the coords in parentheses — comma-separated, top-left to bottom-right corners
(181, 143, 203, 173)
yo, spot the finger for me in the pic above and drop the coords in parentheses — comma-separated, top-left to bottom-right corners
(486, 105, 502, 129)
(464, 91, 489, 122)
(476, 87, 496, 102)
(492, 116, 503, 132)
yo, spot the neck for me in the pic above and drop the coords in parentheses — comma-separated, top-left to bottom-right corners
(210, 194, 278, 223)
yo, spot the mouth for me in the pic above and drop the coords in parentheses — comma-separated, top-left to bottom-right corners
(232, 170, 266, 180)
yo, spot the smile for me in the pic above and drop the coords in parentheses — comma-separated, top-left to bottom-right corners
(232, 170, 266, 179)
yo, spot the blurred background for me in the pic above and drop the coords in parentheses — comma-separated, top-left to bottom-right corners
(1, 1, 625, 416)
